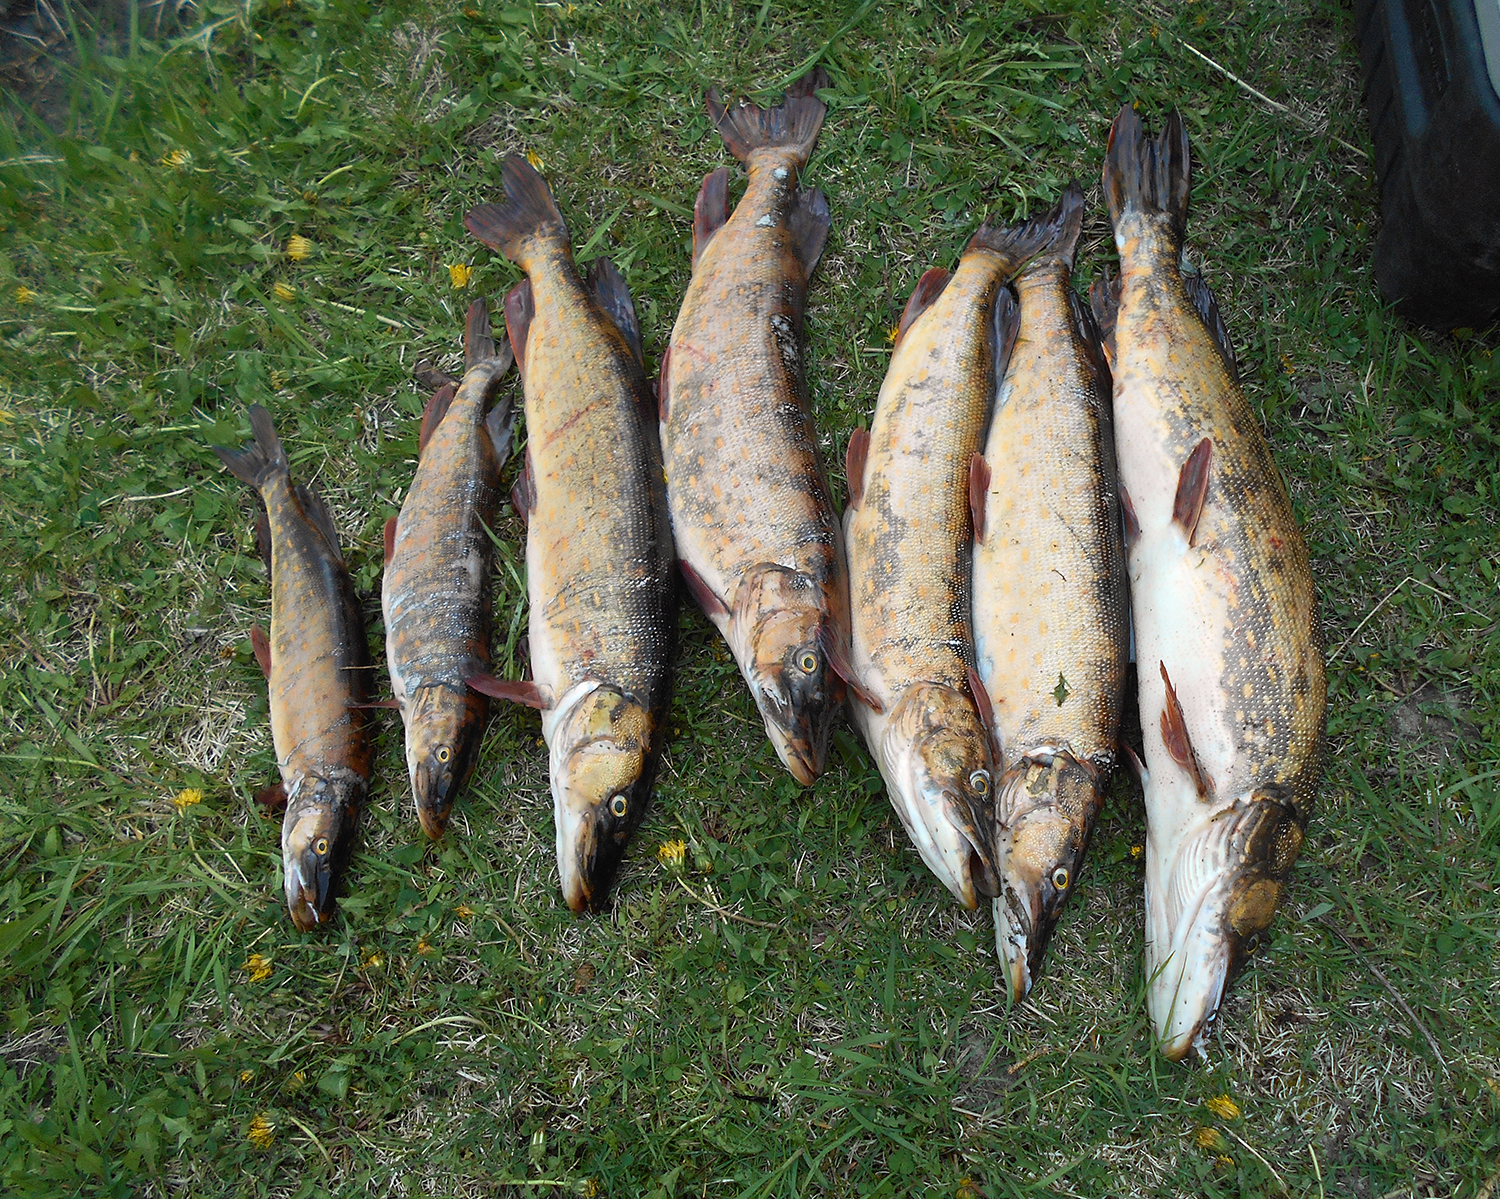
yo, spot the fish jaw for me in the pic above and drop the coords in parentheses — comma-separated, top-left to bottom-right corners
(1145, 788, 1306, 1061)
(281, 771, 363, 931)
(867, 682, 998, 909)
(544, 680, 656, 914)
(992, 748, 1104, 1001)
(725, 563, 837, 786)
(402, 684, 488, 838)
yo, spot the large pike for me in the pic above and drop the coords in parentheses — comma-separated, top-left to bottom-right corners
(1101, 107, 1326, 1060)
(465, 156, 677, 914)
(842, 239, 1016, 909)
(213, 407, 373, 930)
(660, 68, 850, 785)
(970, 184, 1129, 1001)
(382, 304, 516, 839)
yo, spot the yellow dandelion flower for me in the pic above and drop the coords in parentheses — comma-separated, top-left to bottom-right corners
(244, 953, 273, 982)
(162, 148, 192, 170)
(885, 325, 900, 343)
(657, 838, 687, 871)
(579, 1180, 600, 1199)
(1214, 1155, 1235, 1168)
(416, 938, 434, 955)
(273, 281, 296, 302)
(172, 787, 203, 811)
(15, 285, 35, 304)
(1205, 1095, 1241, 1121)
(286, 234, 314, 262)
(287, 1070, 306, 1089)
(956, 1179, 980, 1199)
(455, 904, 475, 919)
(1193, 1126, 1223, 1151)
(525, 149, 545, 172)
(364, 952, 383, 969)
(1130, 845, 1144, 859)
(239, 1069, 254, 1083)
(247, 1113, 274, 1148)
(269, 369, 288, 389)
(449, 262, 474, 289)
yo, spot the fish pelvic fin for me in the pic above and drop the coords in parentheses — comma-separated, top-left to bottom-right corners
(213, 404, 287, 491)
(706, 66, 828, 167)
(465, 155, 569, 267)
(588, 257, 644, 366)
(844, 427, 869, 511)
(1172, 438, 1213, 546)
(1103, 105, 1190, 238)
(967, 181, 1085, 280)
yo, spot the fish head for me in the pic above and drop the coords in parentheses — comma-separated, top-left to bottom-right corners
(282, 770, 364, 932)
(549, 682, 655, 915)
(1147, 787, 1305, 1061)
(992, 750, 1105, 1002)
(403, 684, 487, 838)
(729, 563, 835, 786)
(881, 682, 1000, 908)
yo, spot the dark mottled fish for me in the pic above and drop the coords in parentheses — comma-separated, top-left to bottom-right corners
(466, 156, 677, 913)
(213, 406, 373, 930)
(1100, 106, 1326, 1060)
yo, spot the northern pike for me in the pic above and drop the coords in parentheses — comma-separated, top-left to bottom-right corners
(1101, 107, 1326, 1060)
(660, 68, 850, 786)
(970, 184, 1129, 1001)
(213, 406, 373, 931)
(382, 303, 516, 839)
(842, 242, 1015, 909)
(465, 156, 677, 914)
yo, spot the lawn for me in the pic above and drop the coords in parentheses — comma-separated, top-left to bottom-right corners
(1, 0, 1497, 1196)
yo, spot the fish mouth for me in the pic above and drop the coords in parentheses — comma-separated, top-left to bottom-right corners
(993, 889, 1036, 1003)
(761, 710, 828, 786)
(283, 842, 336, 932)
(412, 760, 456, 839)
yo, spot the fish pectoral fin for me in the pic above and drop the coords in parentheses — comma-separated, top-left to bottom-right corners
(383, 516, 398, 561)
(896, 267, 951, 347)
(1171, 438, 1213, 546)
(820, 626, 883, 714)
(1158, 661, 1213, 800)
(845, 428, 870, 511)
(691, 167, 730, 268)
(789, 186, 831, 277)
(294, 483, 344, 562)
(1119, 481, 1141, 545)
(510, 459, 534, 529)
(966, 666, 994, 730)
(418, 383, 457, 455)
(503, 278, 535, 383)
(254, 780, 287, 815)
(466, 672, 550, 710)
(678, 559, 729, 620)
(588, 257, 644, 366)
(968, 452, 990, 544)
(250, 625, 272, 678)
(254, 510, 272, 572)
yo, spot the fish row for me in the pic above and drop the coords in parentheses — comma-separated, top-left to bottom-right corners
(213, 75, 1325, 1061)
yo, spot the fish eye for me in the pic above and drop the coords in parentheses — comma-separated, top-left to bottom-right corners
(314, 837, 329, 856)
(436, 746, 450, 764)
(798, 650, 819, 673)
(1052, 867, 1070, 890)
(609, 794, 628, 818)
(969, 770, 990, 796)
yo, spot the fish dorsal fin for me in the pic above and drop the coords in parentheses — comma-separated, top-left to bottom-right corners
(1181, 267, 1239, 380)
(503, 278, 535, 383)
(1068, 286, 1109, 381)
(896, 268, 950, 347)
(255, 510, 272, 572)
(464, 299, 495, 368)
(692, 168, 731, 267)
(845, 427, 870, 511)
(419, 383, 458, 456)
(588, 257, 644, 366)
(293, 483, 343, 562)
(968, 452, 990, 544)
(789, 186, 831, 278)
(1158, 661, 1212, 800)
(1172, 438, 1213, 546)
(250, 625, 272, 678)
(384, 515, 397, 560)
(466, 672, 551, 710)
(678, 558, 729, 620)
(1089, 270, 1119, 373)
(991, 286, 1020, 401)
(818, 624, 883, 714)
(485, 394, 516, 472)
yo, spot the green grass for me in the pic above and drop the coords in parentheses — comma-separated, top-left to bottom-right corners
(1, 0, 1498, 1195)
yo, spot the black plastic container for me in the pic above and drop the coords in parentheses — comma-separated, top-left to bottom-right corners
(1354, 0, 1500, 329)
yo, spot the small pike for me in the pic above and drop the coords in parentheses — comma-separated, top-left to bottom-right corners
(466, 156, 677, 914)
(970, 184, 1129, 1002)
(1101, 107, 1326, 1060)
(382, 302, 516, 839)
(661, 68, 849, 786)
(213, 406, 373, 931)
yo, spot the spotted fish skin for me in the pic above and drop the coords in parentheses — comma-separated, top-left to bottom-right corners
(1102, 107, 1326, 1061)
(970, 184, 1129, 1002)
(660, 68, 847, 787)
(212, 406, 372, 931)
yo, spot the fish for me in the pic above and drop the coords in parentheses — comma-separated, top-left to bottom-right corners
(659, 67, 850, 786)
(969, 184, 1130, 1002)
(213, 406, 374, 931)
(841, 236, 1019, 909)
(1100, 106, 1326, 1060)
(382, 302, 516, 839)
(465, 156, 678, 914)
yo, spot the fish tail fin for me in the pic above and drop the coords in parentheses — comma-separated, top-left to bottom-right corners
(1103, 105, 1190, 237)
(707, 66, 828, 167)
(967, 181, 1085, 279)
(464, 156, 570, 266)
(212, 404, 287, 491)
